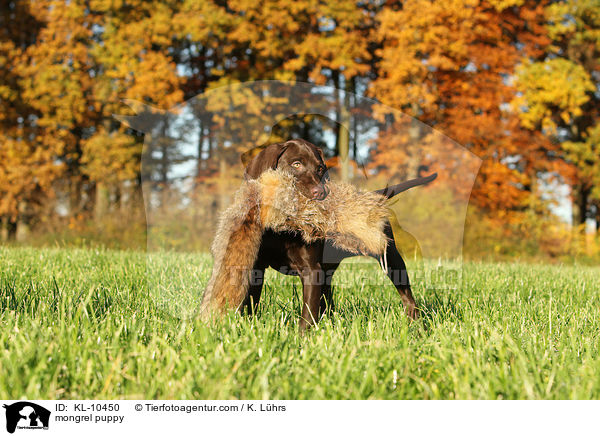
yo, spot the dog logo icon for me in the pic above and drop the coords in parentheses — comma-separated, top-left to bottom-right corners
(2, 402, 50, 433)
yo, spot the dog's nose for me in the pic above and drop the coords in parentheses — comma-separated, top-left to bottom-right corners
(311, 186, 328, 200)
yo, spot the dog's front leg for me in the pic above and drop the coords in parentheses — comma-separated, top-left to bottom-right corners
(319, 264, 338, 318)
(240, 264, 265, 316)
(299, 268, 323, 333)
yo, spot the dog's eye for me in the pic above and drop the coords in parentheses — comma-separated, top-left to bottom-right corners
(291, 161, 302, 168)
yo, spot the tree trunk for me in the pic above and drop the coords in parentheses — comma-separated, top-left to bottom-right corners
(571, 184, 589, 227)
(207, 121, 213, 159)
(16, 201, 30, 242)
(69, 177, 82, 216)
(219, 154, 228, 211)
(302, 116, 310, 140)
(339, 77, 351, 182)
(332, 70, 341, 156)
(197, 115, 204, 179)
(351, 76, 358, 160)
(94, 181, 110, 221)
(1, 216, 17, 241)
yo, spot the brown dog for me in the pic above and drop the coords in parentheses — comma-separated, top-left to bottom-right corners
(241, 139, 435, 331)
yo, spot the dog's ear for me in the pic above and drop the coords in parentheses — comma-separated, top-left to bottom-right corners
(241, 146, 263, 166)
(244, 142, 289, 179)
(315, 147, 331, 181)
(316, 147, 325, 162)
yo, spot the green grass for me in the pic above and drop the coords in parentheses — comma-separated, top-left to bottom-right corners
(1, 245, 599, 399)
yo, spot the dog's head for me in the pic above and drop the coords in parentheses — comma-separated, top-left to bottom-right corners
(244, 139, 329, 200)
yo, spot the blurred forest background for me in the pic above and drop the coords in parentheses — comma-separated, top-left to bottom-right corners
(1, 0, 599, 261)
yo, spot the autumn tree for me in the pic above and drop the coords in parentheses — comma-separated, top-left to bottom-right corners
(513, 0, 600, 229)
(83, 0, 183, 218)
(5, 0, 183, 230)
(369, 0, 554, 222)
(191, 0, 378, 180)
(0, 0, 54, 240)
(3, 0, 598, 251)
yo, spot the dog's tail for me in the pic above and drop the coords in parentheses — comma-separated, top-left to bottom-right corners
(373, 173, 437, 199)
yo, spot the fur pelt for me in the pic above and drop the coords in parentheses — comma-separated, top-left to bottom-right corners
(199, 169, 390, 319)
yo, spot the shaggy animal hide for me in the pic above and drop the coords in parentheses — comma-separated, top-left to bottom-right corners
(199, 169, 390, 319)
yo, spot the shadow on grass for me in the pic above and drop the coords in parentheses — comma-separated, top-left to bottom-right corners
(417, 289, 465, 330)
(207, 280, 466, 334)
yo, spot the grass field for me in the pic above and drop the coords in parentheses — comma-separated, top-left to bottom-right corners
(1, 245, 599, 399)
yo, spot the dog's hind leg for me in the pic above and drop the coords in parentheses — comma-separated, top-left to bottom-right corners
(380, 225, 419, 320)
